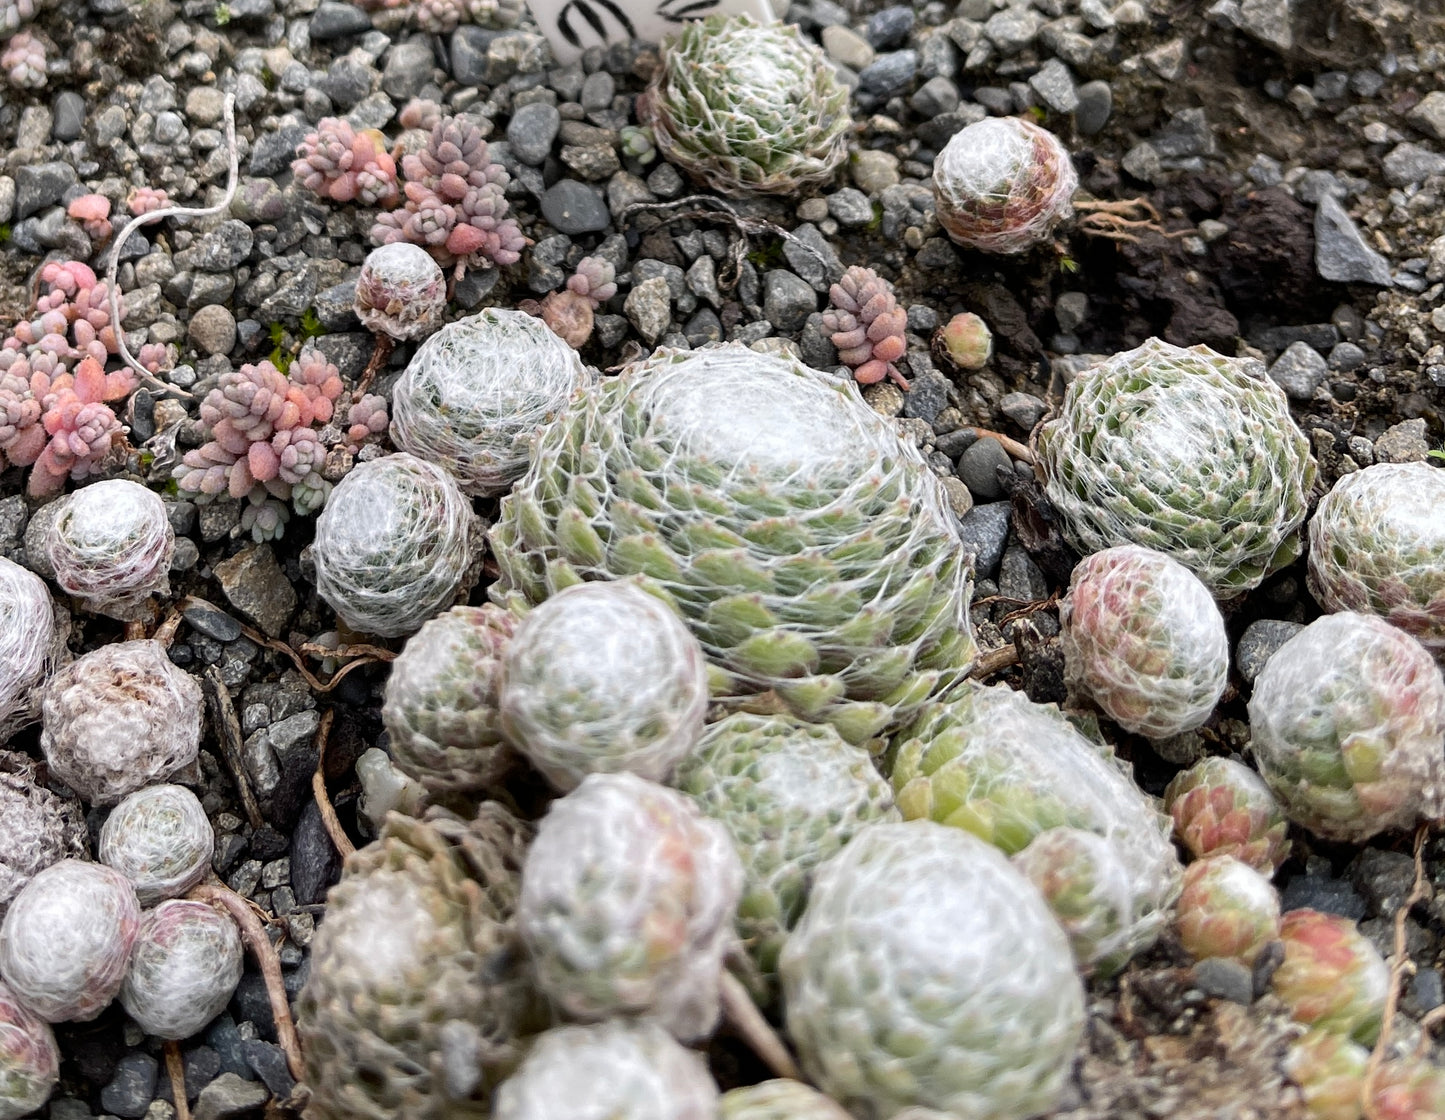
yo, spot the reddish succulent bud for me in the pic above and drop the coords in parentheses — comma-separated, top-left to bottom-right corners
(1174, 855, 1281, 965)
(1163, 756, 1291, 875)
(935, 311, 993, 371)
(1272, 909, 1389, 1045)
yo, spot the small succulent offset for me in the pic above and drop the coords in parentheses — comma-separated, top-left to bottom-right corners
(639, 13, 851, 196)
(0, 860, 141, 1022)
(890, 681, 1182, 975)
(381, 604, 519, 799)
(40, 640, 204, 806)
(1248, 612, 1445, 843)
(1163, 756, 1291, 875)
(720, 1080, 852, 1120)
(493, 1020, 719, 1120)
(310, 452, 483, 638)
(489, 343, 976, 748)
(935, 311, 993, 371)
(675, 713, 899, 994)
(1307, 461, 1445, 657)
(389, 309, 591, 496)
(119, 900, 244, 1039)
(822, 266, 910, 389)
(0, 752, 85, 918)
(1174, 855, 1282, 966)
(499, 582, 708, 792)
(517, 772, 743, 1041)
(45, 479, 175, 621)
(0, 29, 46, 89)
(1037, 338, 1317, 596)
(297, 807, 542, 1120)
(1059, 544, 1230, 739)
(0, 557, 64, 743)
(932, 117, 1078, 255)
(518, 256, 617, 349)
(1282, 1028, 1370, 1120)
(372, 114, 526, 278)
(1271, 908, 1389, 1045)
(780, 820, 1086, 1120)
(354, 243, 448, 343)
(292, 117, 399, 207)
(98, 784, 214, 906)
(0, 981, 59, 1120)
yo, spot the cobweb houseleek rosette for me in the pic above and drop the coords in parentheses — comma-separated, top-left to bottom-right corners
(639, 14, 851, 196)
(1037, 338, 1317, 596)
(488, 343, 975, 748)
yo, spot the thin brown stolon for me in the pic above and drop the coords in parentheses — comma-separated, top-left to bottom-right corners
(718, 967, 802, 1082)
(311, 708, 356, 861)
(164, 1039, 190, 1120)
(1361, 823, 1430, 1118)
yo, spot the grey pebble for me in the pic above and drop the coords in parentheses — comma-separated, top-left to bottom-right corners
(193, 1073, 269, 1120)
(957, 436, 1012, 500)
(214, 544, 297, 639)
(540, 179, 610, 234)
(184, 604, 244, 643)
(1234, 619, 1304, 685)
(1314, 193, 1393, 286)
(1374, 418, 1429, 463)
(248, 122, 310, 177)
(310, 0, 372, 38)
(1382, 142, 1445, 187)
(865, 5, 915, 49)
(15, 161, 77, 220)
(911, 75, 960, 118)
(189, 304, 238, 357)
(1028, 58, 1078, 113)
(625, 276, 672, 344)
(762, 270, 817, 333)
(828, 187, 874, 227)
(1279, 871, 1366, 921)
(1267, 341, 1328, 400)
(51, 91, 86, 141)
(957, 501, 1011, 578)
(900, 369, 950, 424)
(999, 392, 1046, 431)
(1328, 341, 1366, 371)
(507, 101, 560, 166)
(241, 1040, 296, 1100)
(998, 543, 1048, 603)
(449, 26, 493, 87)
(857, 50, 917, 98)
(1191, 957, 1254, 1005)
(382, 40, 434, 101)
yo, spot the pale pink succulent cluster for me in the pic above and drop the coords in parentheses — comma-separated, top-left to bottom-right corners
(371, 114, 527, 276)
(399, 98, 444, 131)
(1, 30, 46, 89)
(344, 393, 389, 447)
(125, 186, 170, 217)
(521, 256, 617, 348)
(293, 118, 400, 208)
(822, 265, 909, 389)
(66, 194, 112, 243)
(174, 347, 342, 508)
(0, 261, 134, 498)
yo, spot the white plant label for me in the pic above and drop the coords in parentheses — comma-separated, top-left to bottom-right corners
(525, 0, 774, 65)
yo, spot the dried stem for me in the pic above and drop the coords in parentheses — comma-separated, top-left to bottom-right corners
(165, 1040, 190, 1120)
(106, 92, 239, 397)
(718, 969, 802, 1082)
(189, 879, 306, 1082)
(201, 664, 265, 831)
(968, 427, 1035, 466)
(312, 708, 356, 860)
(1362, 823, 1430, 1118)
(354, 334, 394, 399)
(969, 644, 1020, 679)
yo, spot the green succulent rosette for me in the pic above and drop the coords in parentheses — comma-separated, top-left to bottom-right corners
(488, 343, 976, 749)
(720, 1079, 851, 1120)
(890, 681, 1182, 972)
(1037, 338, 1317, 596)
(675, 713, 898, 998)
(641, 14, 851, 196)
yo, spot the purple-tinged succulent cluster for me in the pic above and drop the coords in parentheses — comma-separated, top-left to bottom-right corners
(292, 118, 400, 207)
(414, 0, 522, 32)
(174, 345, 381, 533)
(0, 261, 135, 498)
(1, 30, 46, 89)
(822, 266, 910, 389)
(125, 186, 170, 216)
(520, 255, 617, 348)
(371, 114, 526, 277)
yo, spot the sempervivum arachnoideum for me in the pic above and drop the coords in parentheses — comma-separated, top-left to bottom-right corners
(720, 1080, 851, 1120)
(98, 784, 214, 905)
(493, 1020, 718, 1120)
(389, 309, 592, 497)
(1307, 461, 1445, 657)
(489, 342, 976, 748)
(498, 581, 708, 792)
(1163, 755, 1291, 875)
(0, 752, 85, 918)
(297, 806, 544, 1120)
(890, 681, 1182, 975)
(1174, 855, 1281, 966)
(639, 14, 850, 197)
(517, 772, 742, 1041)
(1037, 338, 1317, 597)
(675, 713, 898, 998)
(311, 452, 483, 638)
(40, 639, 203, 805)
(0, 859, 140, 1022)
(119, 900, 243, 1039)
(1282, 1028, 1370, 1120)
(1247, 612, 1445, 843)
(932, 116, 1078, 254)
(44, 478, 174, 620)
(354, 242, 447, 343)
(0, 981, 58, 1120)
(381, 604, 519, 799)
(0, 556, 65, 744)
(780, 820, 1085, 1120)
(1272, 909, 1389, 1045)
(1060, 544, 1229, 738)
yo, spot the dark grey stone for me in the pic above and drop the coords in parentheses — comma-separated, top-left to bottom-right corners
(761, 270, 816, 332)
(192, 1073, 268, 1120)
(1279, 873, 1367, 921)
(450, 26, 498, 87)
(865, 4, 914, 48)
(291, 799, 344, 906)
(100, 1053, 158, 1119)
(507, 101, 560, 166)
(1268, 341, 1329, 400)
(248, 122, 310, 177)
(1075, 79, 1112, 135)
(322, 55, 377, 109)
(782, 223, 843, 291)
(382, 40, 435, 101)
(313, 278, 361, 332)
(184, 604, 244, 643)
(1328, 341, 1366, 371)
(957, 501, 1011, 578)
(1191, 957, 1254, 1005)
(910, 75, 960, 118)
(857, 50, 918, 98)
(827, 187, 874, 227)
(241, 1040, 296, 1100)
(999, 391, 1047, 430)
(1315, 193, 1393, 286)
(540, 180, 610, 234)
(900, 369, 950, 424)
(935, 428, 977, 460)
(1235, 619, 1304, 685)
(156, 1047, 222, 1105)
(310, 1, 372, 38)
(1382, 141, 1445, 187)
(957, 435, 1012, 500)
(15, 161, 77, 219)
(1347, 848, 1418, 918)
(998, 543, 1048, 603)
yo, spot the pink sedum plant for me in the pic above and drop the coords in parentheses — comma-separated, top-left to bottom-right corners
(293, 118, 400, 207)
(822, 266, 909, 389)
